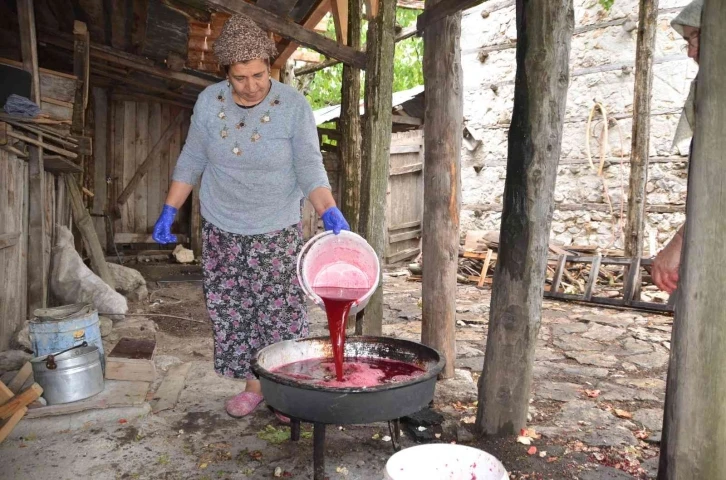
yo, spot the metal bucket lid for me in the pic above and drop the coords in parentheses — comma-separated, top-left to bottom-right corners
(32, 303, 95, 323)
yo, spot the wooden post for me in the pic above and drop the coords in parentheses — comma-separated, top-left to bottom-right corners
(340, 0, 363, 331)
(357, 0, 396, 335)
(623, 0, 659, 264)
(476, 0, 574, 435)
(340, 0, 363, 233)
(419, 0, 464, 380)
(17, 0, 47, 313)
(659, 1, 726, 477)
(72, 21, 91, 208)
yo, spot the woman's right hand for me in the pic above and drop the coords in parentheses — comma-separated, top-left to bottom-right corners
(152, 204, 178, 244)
(652, 233, 683, 294)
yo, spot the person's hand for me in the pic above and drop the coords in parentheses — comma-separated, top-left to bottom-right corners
(321, 207, 350, 235)
(652, 233, 683, 294)
(152, 204, 178, 244)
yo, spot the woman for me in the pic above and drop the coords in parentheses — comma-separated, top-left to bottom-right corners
(652, 0, 701, 294)
(151, 14, 349, 418)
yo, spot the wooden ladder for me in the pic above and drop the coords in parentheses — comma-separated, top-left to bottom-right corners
(544, 253, 673, 313)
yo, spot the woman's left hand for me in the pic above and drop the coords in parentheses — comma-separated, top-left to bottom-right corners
(321, 207, 350, 235)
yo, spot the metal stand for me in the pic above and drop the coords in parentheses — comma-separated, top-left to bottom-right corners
(289, 417, 401, 480)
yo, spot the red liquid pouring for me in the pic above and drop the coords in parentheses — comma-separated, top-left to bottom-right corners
(312, 286, 370, 381)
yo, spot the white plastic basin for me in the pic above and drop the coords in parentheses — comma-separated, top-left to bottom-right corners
(384, 444, 508, 480)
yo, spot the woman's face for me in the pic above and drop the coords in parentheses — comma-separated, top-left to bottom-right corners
(682, 25, 700, 63)
(228, 59, 271, 104)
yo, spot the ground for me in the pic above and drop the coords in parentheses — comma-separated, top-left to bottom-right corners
(0, 263, 670, 479)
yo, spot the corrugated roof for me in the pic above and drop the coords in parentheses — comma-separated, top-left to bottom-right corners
(313, 85, 425, 125)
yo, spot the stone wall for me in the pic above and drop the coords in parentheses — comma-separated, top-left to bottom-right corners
(459, 0, 696, 253)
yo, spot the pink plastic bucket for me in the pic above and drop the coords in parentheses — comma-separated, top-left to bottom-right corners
(296, 231, 380, 315)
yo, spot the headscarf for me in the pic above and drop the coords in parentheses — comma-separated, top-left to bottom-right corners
(671, 0, 702, 150)
(214, 14, 279, 66)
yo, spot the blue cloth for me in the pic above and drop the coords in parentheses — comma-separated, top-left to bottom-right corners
(321, 207, 350, 235)
(172, 79, 331, 235)
(4, 94, 41, 117)
(152, 204, 178, 244)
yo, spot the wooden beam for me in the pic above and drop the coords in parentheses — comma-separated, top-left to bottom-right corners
(131, 0, 148, 55)
(624, 0, 659, 263)
(477, 0, 574, 435)
(357, 0, 396, 336)
(420, 0, 463, 380)
(256, 0, 298, 17)
(207, 0, 366, 69)
(114, 233, 188, 244)
(17, 0, 47, 313)
(659, 1, 726, 476)
(294, 25, 419, 76)
(392, 114, 422, 125)
(39, 32, 214, 89)
(110, 0, 128, 50)
(273, 0, 334, 69)
(417, 0, 484, 32)
(116, 111, 186, 208)
(331, 0, 349, 45)
(72, 21, 90, 128)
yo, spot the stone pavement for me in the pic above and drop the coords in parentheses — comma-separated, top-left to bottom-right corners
(0, 272, 670, 479)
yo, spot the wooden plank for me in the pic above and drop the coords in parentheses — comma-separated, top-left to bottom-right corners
(208, 0, 366, 69)
(18, 0, 47, 314)
(0, 381, 13, 404)
(147, 103, 162, 233)
(134, 102, 149, 233)
(478, 0, 574, 435)
(105, 358, 156, 382)
(385, 247, 420, 263)
(66, 176, 116, 288)
(24, 380, 149, 418)
(122, 101, 136, 231)
(0, 383, 42, 420)
(114, 233, 188, 244)
(624, 0, 659, 262)
(151, 362, 191, 413)
(0, 232, 21, 250)
(331, 0, 349, 45)
(392, 114, 422, 125)
(390, 163, 422, 176)
(358, 0, 396, 335)
(158, 104, 171, 216)
(92, 88, 108, 246)
(0, 406, 27, 444)
(583, 253, 602, 301)
(550, 254, 567, 293)
(116, 110, 186, 209)
(110, 0, 128, 50)
(389, 220, 421, 231)
(390, 144, 421, 154)
(72, 21, 90, 131)
(388, 229, 422, 244)
(6, 363, 32, 394)
(365, 0, 379, 19)
(5, 131, 77, 159)
(131, 0, 148, 53)
(543, 291, 673, 313)
(622, 257, 641, 305)
(478, 248, 493, 287)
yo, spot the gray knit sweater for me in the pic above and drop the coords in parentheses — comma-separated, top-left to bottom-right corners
(172, 79, 331, 235)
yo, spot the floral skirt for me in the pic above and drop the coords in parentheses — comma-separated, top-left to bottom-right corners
(202, 220, 309, 379)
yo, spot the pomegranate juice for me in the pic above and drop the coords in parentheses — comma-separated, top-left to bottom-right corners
(312, 286, 369, 381)
(272, 356, 425, 388)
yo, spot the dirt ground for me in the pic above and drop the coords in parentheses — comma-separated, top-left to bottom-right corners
(0, 262, 669, 479)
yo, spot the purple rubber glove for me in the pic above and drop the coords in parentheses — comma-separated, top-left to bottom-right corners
(321, 207, 350, 235)
(152, 204, 178, 244)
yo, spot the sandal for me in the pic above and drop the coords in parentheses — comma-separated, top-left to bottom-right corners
(225, 391, 263, 418)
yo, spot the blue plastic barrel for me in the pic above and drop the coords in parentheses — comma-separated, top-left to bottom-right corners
(29, 304, 105, 366)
